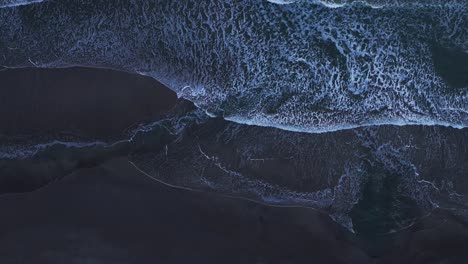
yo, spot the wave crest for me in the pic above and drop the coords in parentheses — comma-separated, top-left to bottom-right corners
(0, 0, 467, 133)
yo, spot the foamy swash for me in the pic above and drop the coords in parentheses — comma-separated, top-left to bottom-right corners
(0, 0, 467, 133)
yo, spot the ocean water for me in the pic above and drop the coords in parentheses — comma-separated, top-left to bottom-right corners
(0, 0, 466, 132)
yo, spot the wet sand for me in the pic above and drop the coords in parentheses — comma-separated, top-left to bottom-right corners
(0, 158, 369, 264)
(0, 67, 177, 138)
(0, 158, 467, 263)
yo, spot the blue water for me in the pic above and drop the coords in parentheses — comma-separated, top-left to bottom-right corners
(0, 0, 466, 133)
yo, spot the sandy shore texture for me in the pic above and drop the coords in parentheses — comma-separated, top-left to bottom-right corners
(0, 67, 177, 138)
(0, 158, 467, 263)
(0, 158, 370, 263)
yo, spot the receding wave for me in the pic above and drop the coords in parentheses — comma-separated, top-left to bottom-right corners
(2, 99, 467, 233)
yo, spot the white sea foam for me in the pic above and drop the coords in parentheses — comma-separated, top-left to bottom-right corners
(266, 0, 298, 4)
(0, 140, 106, 160)
(0, 0, 45, 8)
(268, 0, 467, 8)
(0, 0, 466, 134)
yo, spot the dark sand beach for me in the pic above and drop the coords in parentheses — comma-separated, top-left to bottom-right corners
(0, 158, 370, 264)
(0, 66, 178, 194)
(0, 67, 177, 138)
(1, 0, 467, 262)
(0, 158, 467, 263)
(0, 67, 468, 263)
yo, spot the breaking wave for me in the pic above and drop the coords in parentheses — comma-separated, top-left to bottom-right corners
(270, 0, 468, 8)
(1, 0, 467, 133)
(0, 0, 45, 8)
